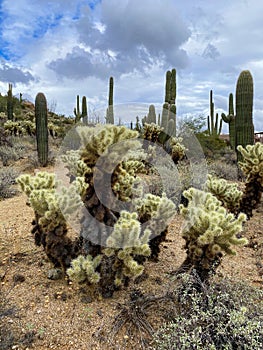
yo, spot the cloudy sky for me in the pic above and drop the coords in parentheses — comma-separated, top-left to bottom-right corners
(0, 0, 262, 131)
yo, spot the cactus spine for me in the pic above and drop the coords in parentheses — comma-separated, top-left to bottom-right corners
(74, 95, 88, 123)
(221, 93, 235, 148)
(35, 92, 48, 167)
(7, 83, 13, 120)
(235, 70, 254, 160)
(106, 76, 114, 124)
(207, 90, 222, 137)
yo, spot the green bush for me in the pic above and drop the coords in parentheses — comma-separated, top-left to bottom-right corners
(196, 133, 228, 159)
(151, 275, 263, 350)
(0, 167, 19, 199)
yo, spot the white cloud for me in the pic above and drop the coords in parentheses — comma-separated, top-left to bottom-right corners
(0, 0, 262, 132)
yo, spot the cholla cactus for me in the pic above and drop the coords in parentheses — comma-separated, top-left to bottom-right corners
(205, 174, 243, 213)
(67, 255, 101, 284)
(112, 159, 145, 202)
(237, 142, 263, 218)
(169, 136, 186, 163)
(17, 171, 87, 269)
(78, 124, 139, 169)
(61, 150, 90, 178)
(179, 188, 247, 281)
(143, 122, 163, 143)
(135, 192, 176, 260)
(104, 211, 151, 286)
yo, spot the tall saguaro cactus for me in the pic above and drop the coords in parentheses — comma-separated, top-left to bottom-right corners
(221, 93, 235, 148)
(207, 90, 222, 137)
(106, 76, 114, 124)
(7, 83, 14, 120)
(35, 92, 48, 167)
(235, 70, 254, 160)
(74, 95, 88, 124)
(161, 68, 176, 136)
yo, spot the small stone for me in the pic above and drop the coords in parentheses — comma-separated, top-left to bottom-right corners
(47, 268, 63, 280)
(13, 274, 25, 283)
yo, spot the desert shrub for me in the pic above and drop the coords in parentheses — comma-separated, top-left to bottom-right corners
(0, 145, 21, 166)
(207, 160, 238, 181)
(151, 275, 263, 349)
(196, 133, 227, 159)
(0, 137, 29, 166)
(0, 167, 19, 199)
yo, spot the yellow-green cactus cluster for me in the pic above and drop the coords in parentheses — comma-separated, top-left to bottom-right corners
(0, 112, 7, 119)
(180, 187, 247, 270)
(4, 120, 25, 135)
(61, 150, 91, 178)
(77, 125, 139, 169)
(205, 174, 243, 212)
(104, 211, 151, 285)
(169, 136, 186, 162)
(67, 254, 101, 284)
(17, 171, 87, 231)
(237, 142, 263, 185)
(17, 172, 56, 197)
(142, 122, 163, 143)
(112, 159, 145, 201)
(135, 193, 176, 233)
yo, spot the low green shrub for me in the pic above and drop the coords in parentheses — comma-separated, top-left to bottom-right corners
(151, 275, 263, 350)
(0, 167, 19, 199)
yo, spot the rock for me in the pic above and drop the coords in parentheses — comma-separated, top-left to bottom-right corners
(47, 268, 63, 280)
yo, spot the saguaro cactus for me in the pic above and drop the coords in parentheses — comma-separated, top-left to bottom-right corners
(35, 92, 48, 167)
(221, 93, 235, 148)
(160, 68, 177, 136)
(74, 95, 88, 123)
(7, 83, 13, 120)
(235, 70, 254, 160)
(106, 76, 114, 124)
(207, 90, 222, 137)
(147, 104, 157, 124)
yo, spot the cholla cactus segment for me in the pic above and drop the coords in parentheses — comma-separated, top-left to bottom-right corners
(169, 136, 186, 163)
(77, 124, 139, 169)
(180, 188, 247, 270)
(17, 171, 86, 231)
(205, 174, 243, 212)
(104, 211, 151, 284)
(237, 142, 263, 218)
(106, 211, 151, 250)
(17, 172, 56, 197)
(136, 192, 176, 233)
(61, 150, 91, 178)
(237, 142, 263, 185)
(143, 122, 163, 143)
(112, 159, 145, 202)
(67, 255, 101, 284)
